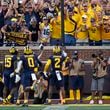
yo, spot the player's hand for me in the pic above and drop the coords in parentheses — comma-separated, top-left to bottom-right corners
(15, 74, 21, 83)
(10, 72, 15, 78)
(2, 77, 4, 83)
(39, 43, 44, 50)
(43, 72, 48, 78)
(62, 50, 67, 57)
(37, 79, 40, 83)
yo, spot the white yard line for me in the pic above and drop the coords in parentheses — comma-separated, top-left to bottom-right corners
(43, 105, 68, 110)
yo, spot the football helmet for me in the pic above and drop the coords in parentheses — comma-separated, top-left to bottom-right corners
(9, 46, 18, 55)
(53, 46, 61, 54)
(24, 46, 33, 55)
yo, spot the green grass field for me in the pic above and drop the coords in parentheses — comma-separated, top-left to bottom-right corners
(0, 104, 110, 110)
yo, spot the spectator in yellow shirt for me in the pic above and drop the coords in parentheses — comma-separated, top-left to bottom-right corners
(88, 18, 102, 46)
(101, 16, 110, 43)
(76, 15, 89, 45)
(50, 12, 62, 45)
(64, 7, 80, 46)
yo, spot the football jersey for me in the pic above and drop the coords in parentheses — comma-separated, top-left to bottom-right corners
(101, 26, 110, 40)
(64, 14, 79, 35)
(88, 25, 101, 41)
(49, 55, 65, 71)
(44, 55, 65, 73)
(50, 16, 61, 39)
(76, 21, 89, 40)
(20, 54, 40, 73)
(4, 55, 18, 74)
(40, 23, 52, 38)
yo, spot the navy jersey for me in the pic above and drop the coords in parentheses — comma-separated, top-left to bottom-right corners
(20, 54, 41, 73)
(3, 55, 18, 74)
(49, 55, 64, 71)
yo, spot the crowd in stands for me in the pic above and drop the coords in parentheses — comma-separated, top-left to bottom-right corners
(0, 0, 110, 46)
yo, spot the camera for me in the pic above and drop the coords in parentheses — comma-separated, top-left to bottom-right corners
(92, 51, 103, 60)
(92, 53, 97, 58)
(72, 51, 78, 60)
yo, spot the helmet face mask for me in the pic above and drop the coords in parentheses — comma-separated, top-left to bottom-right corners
(24, 46, 33, 55)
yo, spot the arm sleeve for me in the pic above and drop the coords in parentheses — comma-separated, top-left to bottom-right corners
(15, 60, 23, 73)
(44, 59, 51, 72)
(37, 58, 43, 67)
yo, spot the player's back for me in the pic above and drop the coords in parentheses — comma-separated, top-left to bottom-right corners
(50, 55, 64, 72)
(21, 54, 38, 73)
(4, 55, 17, 74)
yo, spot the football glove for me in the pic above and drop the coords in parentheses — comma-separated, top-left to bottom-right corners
(43, 72, 48, 78)
(39, 43, 44, 50)
(15, 74, 21, 83)
(10, 72, 15, 78)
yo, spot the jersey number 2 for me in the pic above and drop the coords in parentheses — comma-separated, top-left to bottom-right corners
(55, 58, 60, 68)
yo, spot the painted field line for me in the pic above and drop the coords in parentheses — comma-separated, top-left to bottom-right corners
(43, 105, 68, 110)
(0, 104, 110, 107)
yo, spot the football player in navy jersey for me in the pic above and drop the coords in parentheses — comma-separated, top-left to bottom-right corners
(43, 46, 65, 104)
(15, 46, 42, 106)
(2, 46, 19, 104)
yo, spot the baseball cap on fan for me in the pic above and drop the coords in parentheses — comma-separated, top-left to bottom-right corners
(34, 0, 38, 4)
(19, 0, 23, 4)
(82, 15, 88, 19)
(74, 50, 78, 55)
(1, 2, 8, 6)
(47, 12, 54, 18)
(43, 16, 48, 20)
(72, 50, 78, 59)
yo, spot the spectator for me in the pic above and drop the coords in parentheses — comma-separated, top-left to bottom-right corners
(101, 16, 110, 44)
(29, 16, 40, 44)
(64, 7, 79, 46)
(62, 55, 70, 98)
(50, 12, 62, 46)
(76, 15, 89, 45)
(88, 18, 102, 46)
(1, 17, 31, 46)
(0, 2, 8, 28)
(39, 17, 52, 45)
(4, 3, 19, 24)
(24, 3, 36, 28)
(90, 51, 107, 104)
(69, 51, 85, 103)
(0, 2, 8, 46)
(33, 72, 48, 104)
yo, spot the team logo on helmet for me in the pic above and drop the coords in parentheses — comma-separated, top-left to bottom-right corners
(9, 46, 18, 54)
(53, 46, 61, 54)
(24, 46, 33, 55)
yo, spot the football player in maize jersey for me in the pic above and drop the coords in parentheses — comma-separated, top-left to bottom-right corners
(2, 47, 19, 104)
(44, 46, 65, 104)
(15, 46, 42, 106)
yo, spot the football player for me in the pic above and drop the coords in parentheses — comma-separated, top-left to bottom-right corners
(43, 46, 65, 104)
(15, 46, 42, 106)
(2, 46, 19, 104)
